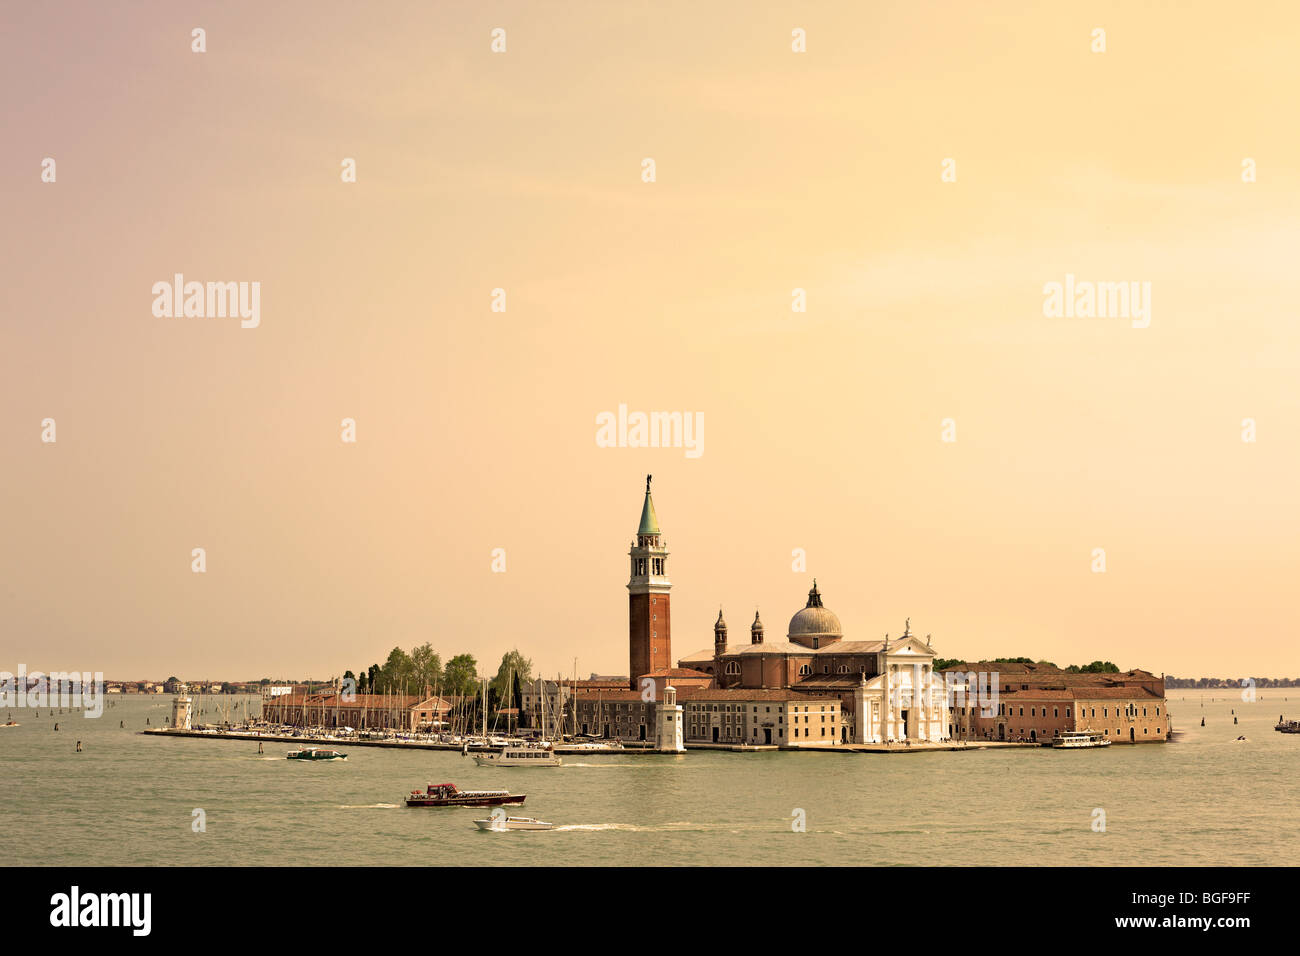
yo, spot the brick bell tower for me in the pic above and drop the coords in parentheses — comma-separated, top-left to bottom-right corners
(628, 475, 671, 688)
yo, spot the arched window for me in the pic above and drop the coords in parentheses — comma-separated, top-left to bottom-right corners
(798, 664, 812, 676)
(724, 661, 740, 675)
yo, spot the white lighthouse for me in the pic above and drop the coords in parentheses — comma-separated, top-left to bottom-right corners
(654, 685, 685, 752)
(171, 683, 193, 731)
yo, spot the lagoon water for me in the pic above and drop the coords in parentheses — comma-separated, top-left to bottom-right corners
(2, 690, 1296, 866)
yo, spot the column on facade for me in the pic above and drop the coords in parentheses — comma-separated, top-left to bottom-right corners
(880, 661, 891, 743)
(921, 664, 930, 741)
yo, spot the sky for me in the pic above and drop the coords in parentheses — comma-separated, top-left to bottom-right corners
(3, 1, 1298, 682)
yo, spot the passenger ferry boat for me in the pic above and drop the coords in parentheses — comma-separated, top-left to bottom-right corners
(1051, 731, 1111, 749)
(286, 747, 347, 760)
(405, 783, 526, 808)
(473, 815, 553, 831)
(474, 742, 562, 767)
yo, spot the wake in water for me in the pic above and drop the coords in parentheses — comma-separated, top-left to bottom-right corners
(336, 803, 400, 810)
(550, 821, 788, 833)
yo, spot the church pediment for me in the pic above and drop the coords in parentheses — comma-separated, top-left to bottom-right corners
(884, 636, 937, 659)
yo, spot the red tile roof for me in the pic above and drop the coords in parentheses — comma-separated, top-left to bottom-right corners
(679, 688, 833, 703)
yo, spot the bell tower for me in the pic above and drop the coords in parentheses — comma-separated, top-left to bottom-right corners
(628, 475, 671, 687)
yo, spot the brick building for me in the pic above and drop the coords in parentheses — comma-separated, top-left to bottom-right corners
(942, 662, 1169, 743)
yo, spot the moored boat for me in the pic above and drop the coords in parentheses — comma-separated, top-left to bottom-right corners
(1051, 731, 1111, 749)
(406, 782, 526, 807)
(286, 747, 347, 760)
(558, 739, 625, 752)
(1274, 716, 1300, 734)
(473, 815, 553, 831)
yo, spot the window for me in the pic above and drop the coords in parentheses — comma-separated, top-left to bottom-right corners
(798, 665, 811, 676)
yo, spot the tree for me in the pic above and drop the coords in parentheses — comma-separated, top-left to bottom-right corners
(442, 654, 479, 698)
(511, 672, 524, 718)
(410, 642, 442, 696)
(367, 663, 381, 694)
(377, 647, 414, 693)
(1069, 660, 1120, 674)
(491, 649, 533, 699)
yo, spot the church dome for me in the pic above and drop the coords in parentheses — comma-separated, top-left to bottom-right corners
(787, 580, 842, 647)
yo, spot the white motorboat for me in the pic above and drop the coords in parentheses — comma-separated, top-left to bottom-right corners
(1051, 731, 1111, 749)
(561, 739, 624, 752)
(474, 743, 562, 767)
(474, 815, 553, 831)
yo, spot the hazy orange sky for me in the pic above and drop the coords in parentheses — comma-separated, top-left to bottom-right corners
(3, 2, 1298, 682)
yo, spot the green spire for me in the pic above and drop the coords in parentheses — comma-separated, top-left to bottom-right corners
(638, 474, 660, 535)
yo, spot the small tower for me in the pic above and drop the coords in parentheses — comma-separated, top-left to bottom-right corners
(713, 609, 727, 660)
(751, 610, 764, 645)
(170, 683, 192, 731)
(654, 685, 685, 752)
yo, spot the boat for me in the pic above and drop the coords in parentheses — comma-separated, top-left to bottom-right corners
(474, 742, 563, 768)
(473, 815, 553, 831)
(560, 739, 625, 752)
(1274, 716, 1300, 734)
(286, 747, 347, 760)
(405, 783, 525, 808)
(1051, 731, 1112, 749)
(1, 721, 18, 728)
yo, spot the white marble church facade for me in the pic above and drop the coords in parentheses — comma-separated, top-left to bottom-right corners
(847, 638, 951, 744)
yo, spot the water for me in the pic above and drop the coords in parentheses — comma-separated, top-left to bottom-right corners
(2, 691, 1295, 866)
